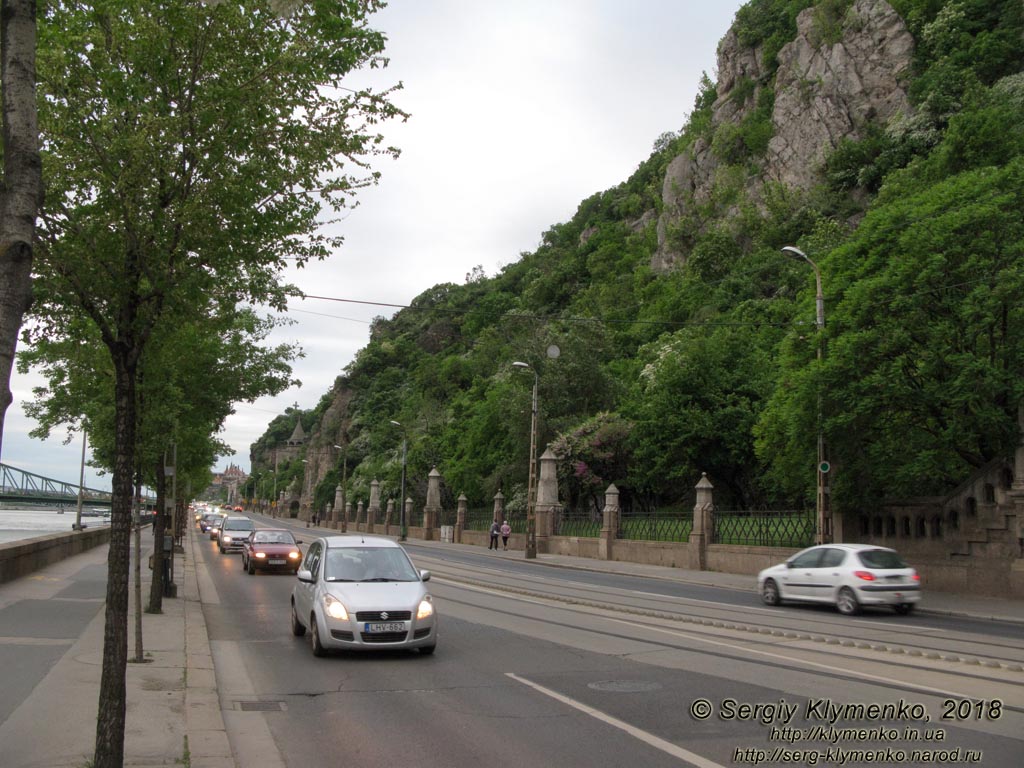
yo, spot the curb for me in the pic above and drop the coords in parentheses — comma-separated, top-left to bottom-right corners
(184, 531, 237, 768)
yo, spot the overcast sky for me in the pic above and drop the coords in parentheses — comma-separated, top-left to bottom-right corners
(4, 0, 745, 490)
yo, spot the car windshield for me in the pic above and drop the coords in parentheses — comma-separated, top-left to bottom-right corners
(253, 532, 295, 545)
(323, 547, 419, 582)
(224, 520, 254, 530)
(857, 549, 908, 569)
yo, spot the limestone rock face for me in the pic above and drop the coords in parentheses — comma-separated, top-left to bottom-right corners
(766, 0, 914, 190)
(653, 0, 914, 271)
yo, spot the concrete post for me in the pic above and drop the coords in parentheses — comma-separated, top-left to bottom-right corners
(404, 497, 414, 539)
(456, 493, 467, 543)
(356, 501, 364, 530)
(599, 484, 619, 561)
(536, 447, 559, 546)
(367, 479, 381, 531)
(332, 484, 344, 530)
(385, 499, 394, 536)
(423, 467, 442, 541)
(689, 473, 713, 571)
(343, 501, 352, 532)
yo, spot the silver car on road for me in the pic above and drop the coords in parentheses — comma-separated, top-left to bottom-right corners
(291, 535, 438, 656)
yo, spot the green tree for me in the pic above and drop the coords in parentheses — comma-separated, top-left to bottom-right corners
(24, 2, 403, 765)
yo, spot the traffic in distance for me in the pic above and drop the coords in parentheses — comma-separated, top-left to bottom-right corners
(193, 504, 439, 656)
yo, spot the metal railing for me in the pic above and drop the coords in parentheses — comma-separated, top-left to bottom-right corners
(712, 509, 814, 548)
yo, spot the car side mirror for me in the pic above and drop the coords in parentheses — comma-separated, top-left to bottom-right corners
(295, 539, 303, 545)
(786, 562, 795, 569)
(296, 568, 314, 583)
(419, 569, 431, 582)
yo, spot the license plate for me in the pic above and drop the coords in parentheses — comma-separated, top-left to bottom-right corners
(268, 559, 285, 565)
(364, 622, 405, 633)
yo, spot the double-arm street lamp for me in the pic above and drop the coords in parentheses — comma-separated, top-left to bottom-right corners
(512, 361, 539, 559)
(781, 245, 829, 544)
(389, 421, 408, 542)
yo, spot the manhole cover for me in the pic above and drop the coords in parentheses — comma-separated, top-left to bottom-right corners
(236, 700, 286, 712)
(587, 680, 662, 693)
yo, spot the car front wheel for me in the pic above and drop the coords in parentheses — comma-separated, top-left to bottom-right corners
(290, 602, 306, 637)
(836, 587, 861, 615)
(310, 614, 327, 657)
(761, 579, 781, 607)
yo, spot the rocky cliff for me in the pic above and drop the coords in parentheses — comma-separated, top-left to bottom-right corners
(654, 0, 915, 270)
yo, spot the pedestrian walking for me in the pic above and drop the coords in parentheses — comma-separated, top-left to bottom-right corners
(500, 520, 511, 550)
(489, 520, 500, 550)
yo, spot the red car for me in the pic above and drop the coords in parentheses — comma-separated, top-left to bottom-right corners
(242, 529, 303, 575)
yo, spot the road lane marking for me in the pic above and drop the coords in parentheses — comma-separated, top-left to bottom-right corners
(506, 673, 727, 768)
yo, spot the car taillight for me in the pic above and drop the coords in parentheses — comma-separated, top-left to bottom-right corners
(853, 570, 876, 581)
(912, 572, 920, 581)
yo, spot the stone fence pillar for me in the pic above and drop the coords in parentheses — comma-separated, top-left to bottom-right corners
(403, 497, 413, 540)
(689, 473, 713, 571)
(456, 493, 467, 543)
(599, 484, 619, 561)
(423, 467, 442, 541)
(536, 447, 559, 547)
(355, 500, 364, 529)
(492, 491, 504, 524)
(367, 479, 381, 530)
(385, 499, 394, 536)
(343, 501, 352, 532)
(332, 484, 344, 530)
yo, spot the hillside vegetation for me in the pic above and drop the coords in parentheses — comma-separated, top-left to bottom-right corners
(254, 0, 1024, 521)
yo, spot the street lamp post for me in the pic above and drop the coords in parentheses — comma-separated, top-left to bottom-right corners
(512, 362, 538, 559)
(389, 422, 407, 542)
(332, 444, 346, 528)
(781, 245, 829, 544)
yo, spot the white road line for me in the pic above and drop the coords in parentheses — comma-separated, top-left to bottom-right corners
(506, 672, 727, 768)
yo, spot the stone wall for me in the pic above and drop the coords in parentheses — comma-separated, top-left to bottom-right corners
(0, 527, 111, 584)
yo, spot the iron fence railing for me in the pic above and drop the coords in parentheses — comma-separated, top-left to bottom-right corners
(618, 513, 693, 542)
(712, 509, 814, 548)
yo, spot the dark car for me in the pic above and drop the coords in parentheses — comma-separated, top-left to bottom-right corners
(218, 516, 256, 553)
(242, 529, 303, 574)
(199, 512, 224, 533)
(208, 516, 226, 540)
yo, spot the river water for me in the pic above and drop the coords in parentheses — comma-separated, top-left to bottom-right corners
(0, 506, 111, 545)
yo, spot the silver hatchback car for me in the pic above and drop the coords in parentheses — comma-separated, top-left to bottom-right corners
(291, 536, 438, 656)
(758, 543, 921, 615)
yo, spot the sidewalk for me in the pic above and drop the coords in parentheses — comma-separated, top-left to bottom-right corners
(1, 525, 1022, 768)
(0, 528, 234, 768)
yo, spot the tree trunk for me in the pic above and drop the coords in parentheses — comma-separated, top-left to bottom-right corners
(133, 472, 144, 663)
(0, 0, 42, 458)
(93, 354, 136, 768)
(147, 460, 167, 613)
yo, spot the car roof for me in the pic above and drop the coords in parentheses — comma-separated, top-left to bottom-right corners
(806, 543, 896, 553)
(322, 535, 400, 550)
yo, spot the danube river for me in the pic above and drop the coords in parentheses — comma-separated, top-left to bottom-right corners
(0, 506, 110, 545)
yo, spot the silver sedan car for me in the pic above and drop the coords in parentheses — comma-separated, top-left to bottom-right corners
(758, 543, 921, 615)
(291, 536, 438, 656)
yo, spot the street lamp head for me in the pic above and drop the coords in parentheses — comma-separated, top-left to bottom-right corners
(390, 420, 401, 427)
(781, 245, 808, 262)
(332, 444, 343, 450)
(512, 361, 531, 371)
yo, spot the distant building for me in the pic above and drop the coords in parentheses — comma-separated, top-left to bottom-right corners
(205, 463, 248, 503)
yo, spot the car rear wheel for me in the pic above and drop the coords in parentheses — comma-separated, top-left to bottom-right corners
(836, 587, 861, 615)
(761, 579, 781, 607)
(894, 603, 914, 615)
(290, 602, 306, 637)
(310, 614, 327, 657)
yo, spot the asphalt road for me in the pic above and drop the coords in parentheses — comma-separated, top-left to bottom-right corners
(196, 517, 1024, 768)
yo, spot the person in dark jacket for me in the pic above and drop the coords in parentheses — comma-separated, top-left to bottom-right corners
(489, 520, 500, 550)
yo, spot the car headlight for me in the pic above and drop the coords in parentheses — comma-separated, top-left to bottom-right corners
(417, 597, 434, 620)
(255, 552, 266, 559)
(288, 551, 300, 559)
(223, 536, 233, 543)
(324, 594, 349, 620)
